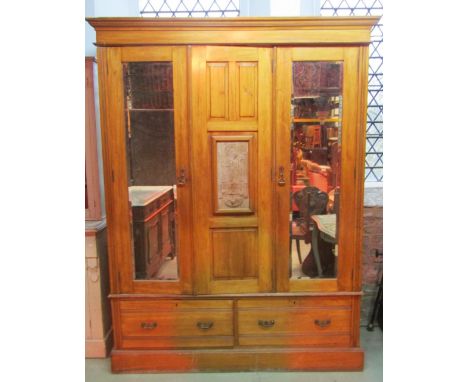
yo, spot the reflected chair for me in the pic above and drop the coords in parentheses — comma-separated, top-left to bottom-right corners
(290, 186, 329, 265)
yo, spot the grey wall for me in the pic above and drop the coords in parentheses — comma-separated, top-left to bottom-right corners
(85, 0, 139, 56)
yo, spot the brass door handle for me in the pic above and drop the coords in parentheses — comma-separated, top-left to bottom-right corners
(314, 319, 331, 328)
(258, 319, 275, 328)
(140, 321, 157, 330)
(177, 168, 187, 186)
(197, 321, 214, 330)
(278, 166, 286, 186)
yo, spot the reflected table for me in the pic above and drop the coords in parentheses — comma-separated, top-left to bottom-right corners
(310, 214, 337, 278)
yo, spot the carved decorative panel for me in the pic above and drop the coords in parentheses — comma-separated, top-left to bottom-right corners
(211, 134, 256, 214)
(217, 141, 248, 208)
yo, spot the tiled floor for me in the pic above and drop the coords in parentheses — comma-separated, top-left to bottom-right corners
(85, 328, 382, 382)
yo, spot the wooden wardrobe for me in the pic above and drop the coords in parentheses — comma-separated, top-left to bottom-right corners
(87, 16, 379, 372)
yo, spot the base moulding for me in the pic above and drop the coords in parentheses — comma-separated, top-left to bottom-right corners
(111, 347, 364, 372)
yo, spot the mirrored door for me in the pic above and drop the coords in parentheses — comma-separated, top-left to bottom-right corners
(98, 46, 192, 294)
(275, 47, 363, 292)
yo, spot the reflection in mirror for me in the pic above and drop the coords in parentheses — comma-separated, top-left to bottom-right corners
(123, 62, 179, 281)
(289, 61, 343, 280)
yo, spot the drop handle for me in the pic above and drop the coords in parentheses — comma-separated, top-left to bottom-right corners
(314, 319, 331, 328)
(140, 321, 157, 330)
(278, 166, 286, 186)
(197, 321, 214, 330)
(177, 168, 187, 186)
(258, 319, 275, 328)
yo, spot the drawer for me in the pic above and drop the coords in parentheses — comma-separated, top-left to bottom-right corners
(118, 299, 234, 349)
(237, 297, 352, 347)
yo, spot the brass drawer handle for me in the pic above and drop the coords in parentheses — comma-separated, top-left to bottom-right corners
(140, 321, 157, 330)
(197, 321, 214, 330)
(258, 319, 275, 328)
(314, 319, 331, 328)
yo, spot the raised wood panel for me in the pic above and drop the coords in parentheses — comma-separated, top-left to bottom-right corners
(228, 61, 239, 121)
(207, 63, 229, 120)
(238, 63, 258, 119)
(211, 228, 258, 280)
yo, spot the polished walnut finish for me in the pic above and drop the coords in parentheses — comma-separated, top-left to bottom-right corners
(88, 16, 378, 373)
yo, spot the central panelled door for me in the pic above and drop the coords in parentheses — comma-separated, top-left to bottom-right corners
(191, 46, 273, 294)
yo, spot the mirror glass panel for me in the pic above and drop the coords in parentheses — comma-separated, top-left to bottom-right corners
(123, 62, 179, 281)
(289, 61, 343, 280)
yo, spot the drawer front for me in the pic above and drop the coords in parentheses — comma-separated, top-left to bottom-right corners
(121, 310, 232, 337)
(237, 297, 352, 347)
(118, 299, 234, 349)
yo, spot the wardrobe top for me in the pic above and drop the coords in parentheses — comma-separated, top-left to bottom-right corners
(87, 16, 380, 46)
